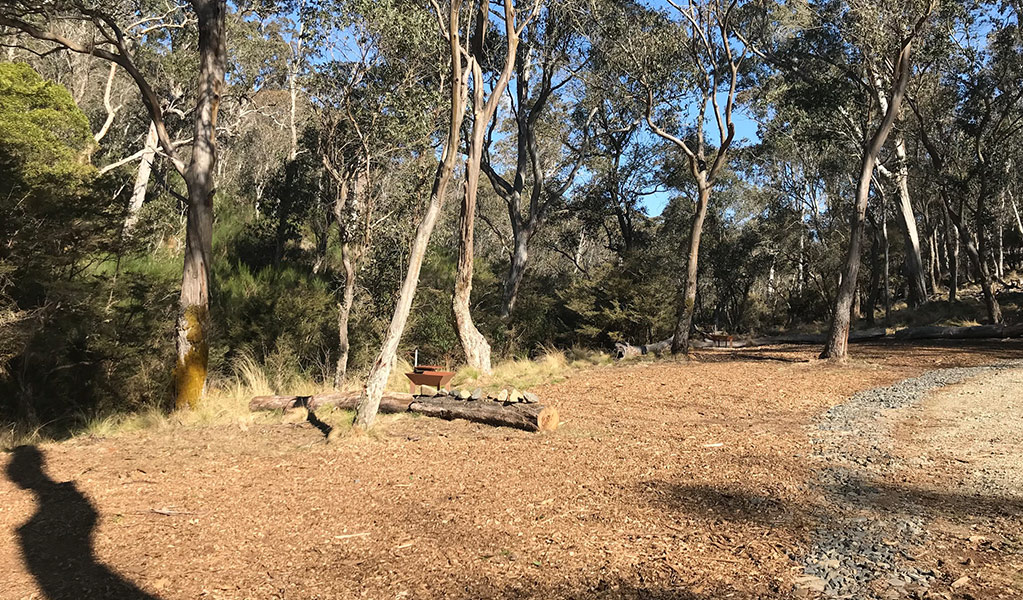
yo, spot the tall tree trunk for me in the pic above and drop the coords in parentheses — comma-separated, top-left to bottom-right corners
(798, 204, 806, 293)
(972, 177, 1002, 323)
(334, 241, 356, 388)
(123, 120, 159, 235)
(997, 195, 1005, 279)
(942, 200, 959, 302)
(452, 0, 519, 374)
(880, 130, 928, 305)
(883, 199, 892, 324)
(1011, 196, 1023, 238)
(866, 223, 882, 326)
(287, 5, 304, 162)
(173, 0, 226, 409)
(354, 2, 470, 429)
(961, 227, 1001, 322)
(821, 62, 914, 358)
(501, 223, 533, 319)
(453, 141, 493, 372)
(671, 183, 711, 354)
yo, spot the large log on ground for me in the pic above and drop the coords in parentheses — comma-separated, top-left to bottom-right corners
(408, 397, 559, 432)
(614, 328, 888, 358)
(893, 323, 1023, 341)
(248, 392, 413, 413)
(250, 393, 560, 433)
(740, 328, 888, 347)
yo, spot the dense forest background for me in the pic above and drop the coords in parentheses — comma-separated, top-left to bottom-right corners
(1, 0, 1021, 428)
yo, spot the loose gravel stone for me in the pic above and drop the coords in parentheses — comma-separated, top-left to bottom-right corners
(800, 361, 1023, 599)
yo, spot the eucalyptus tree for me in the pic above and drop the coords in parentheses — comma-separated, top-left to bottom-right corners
(479, 0, 593, 320)
(593, 0, 754, 354)
(451, 0, 544, 374)
(354, 0, 471, 428)
(909, 6, 1023, 323)
(310, 0, 441, 385)
(1, 0, 229, 407)
(817, 0, 935, 360)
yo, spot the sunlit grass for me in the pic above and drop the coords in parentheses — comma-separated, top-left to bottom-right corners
(450, 346, 612, 394)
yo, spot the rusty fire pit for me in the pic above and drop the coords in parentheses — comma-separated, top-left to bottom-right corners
(406, 366, 455, 394)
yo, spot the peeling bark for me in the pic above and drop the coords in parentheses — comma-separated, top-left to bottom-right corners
(123, 121, 159, 235)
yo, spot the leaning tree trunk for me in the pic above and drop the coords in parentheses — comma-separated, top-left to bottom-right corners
(671, 182, 711, 355)
(173, 0, 226, 410)
(355, 153, 460, 428)
(123, 120, 159, 235)
(354, 3, 469, 429)
(821, 34, 918, 360)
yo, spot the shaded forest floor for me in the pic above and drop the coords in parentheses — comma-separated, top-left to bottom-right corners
(1, 340, 1022, 600)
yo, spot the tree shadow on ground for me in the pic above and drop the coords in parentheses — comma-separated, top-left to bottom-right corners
(465, 576, 741, 599)
(838, 475, 1023, 521)
(638, 481, 804, 528)
(707, 339, 1023, 364)
(5, 445, 162, 600)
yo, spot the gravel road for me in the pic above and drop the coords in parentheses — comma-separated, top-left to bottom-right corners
(797, 361, 1023, 599)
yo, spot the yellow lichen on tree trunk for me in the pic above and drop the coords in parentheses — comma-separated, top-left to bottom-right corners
(174, 304, 209, 410)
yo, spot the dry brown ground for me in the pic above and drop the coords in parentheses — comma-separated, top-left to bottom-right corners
(887, 366, 1023, 599)
(1, 340, 1020, 600)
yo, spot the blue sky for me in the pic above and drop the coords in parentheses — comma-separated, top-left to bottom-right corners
(639, 96, 762, 216)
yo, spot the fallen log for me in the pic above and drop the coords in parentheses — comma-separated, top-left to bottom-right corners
(248, 392, 413, 414)
(738, 328, 888, 347)
(893, 323, 1023, 341)
(614, 338, 672, 359)
(614, 328, 888, 358)
(249, 392, 559, 433)
(408, 397, 560, 433)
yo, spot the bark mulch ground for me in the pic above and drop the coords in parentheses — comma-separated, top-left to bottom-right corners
(1, 340, 1020, 600)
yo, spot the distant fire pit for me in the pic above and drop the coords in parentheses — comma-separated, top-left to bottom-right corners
(406, 365, 455, 395)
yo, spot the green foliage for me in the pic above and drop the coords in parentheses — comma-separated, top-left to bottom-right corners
(211, 259, 336, 376)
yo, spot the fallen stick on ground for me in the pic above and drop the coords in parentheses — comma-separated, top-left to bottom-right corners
(614, 328, 887, 358)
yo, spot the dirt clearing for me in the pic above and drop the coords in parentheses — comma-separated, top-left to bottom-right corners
(1, 340, 1021, 600)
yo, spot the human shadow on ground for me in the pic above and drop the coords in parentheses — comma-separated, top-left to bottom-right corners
(292, 396, 333, 438)
(5, 445, 162, 600)
(306, 408, 334, 437)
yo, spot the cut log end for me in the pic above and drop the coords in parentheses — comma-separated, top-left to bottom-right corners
(536, 406, 560, 432)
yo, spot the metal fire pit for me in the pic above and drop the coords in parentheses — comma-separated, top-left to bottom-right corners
(405, 365, 455, 394)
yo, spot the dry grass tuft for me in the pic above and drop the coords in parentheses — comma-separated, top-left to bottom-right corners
(451, 347, 612, 394)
